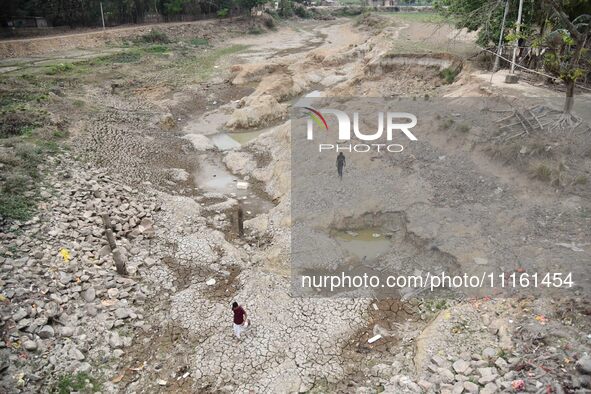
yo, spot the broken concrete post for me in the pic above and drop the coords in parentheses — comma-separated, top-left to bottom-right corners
(101, 213, 127, 275)
(112, 248, 128, 276)
(101, 214, 117, 251)
(234, 206, 244, 238)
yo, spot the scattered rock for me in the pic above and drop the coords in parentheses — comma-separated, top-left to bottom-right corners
(464, 381, 479, 393)
(453, 359, 470, 374)
(38, 325, 55, 339)
(83, 287, 96, 302)
(13, 308, 28, 322)
(69, 347, 85, 361)
(577, 356, 591, 375)
(481, 382, 498, 394)
(23, 340, 37, 351)
(482, 347, 497, 359)
(61, 326, 75, 337)
(114, 308, 130, 319)
(109, 332, 123, 349)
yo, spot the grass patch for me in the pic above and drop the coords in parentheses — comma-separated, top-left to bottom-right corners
(0, 108, 46, 138)
(439, 67, 459, 84)
(86, 50, 142, 66)
(143, 44, 169, 54)
(532, 163, 552, 182)
(424, 299, 448, 312)
(190, 38, 209, 46)
(0, 192, 35, 221)
(574, 175, 587, 185)
(385, 12, 447, 24)
(440, 118, 455, 130)
(177, 44, 249, 82)
(456, 123, 470, 133)
(0, 76, 67, 221)
(46, 63, 75, 75)
(0, 143, 45, 221)
(136, 29, 170, 44)
(53, 372, 102, 394)
(248, 26, 264, 35)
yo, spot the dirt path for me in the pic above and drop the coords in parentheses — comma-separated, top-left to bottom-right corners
(0, 17, 248, 59)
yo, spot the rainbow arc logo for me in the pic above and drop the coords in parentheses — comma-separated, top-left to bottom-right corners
(304, 107, 328, 130)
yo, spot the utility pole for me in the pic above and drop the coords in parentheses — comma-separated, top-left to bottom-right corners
(493, 0, 510, 72)
(510, 0, 524, 74)
(100, 2, 106, 30)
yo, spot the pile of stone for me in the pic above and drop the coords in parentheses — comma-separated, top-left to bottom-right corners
(385, 347, 533, 393)
(0, 154, 157, 392)
(574, 355, 591, 390)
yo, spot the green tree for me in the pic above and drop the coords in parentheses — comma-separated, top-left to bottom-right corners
(542, 0, 590, 120)
(278, 0, 293, 17)
(237, 0, 268, 19)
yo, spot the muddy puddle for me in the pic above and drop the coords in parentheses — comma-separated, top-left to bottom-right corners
(194, 154, 274, 216)
(210, 129, 266, 150)
(330, 228, 391, 262)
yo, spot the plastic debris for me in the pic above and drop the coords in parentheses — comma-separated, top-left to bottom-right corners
(236, 181, 249, 190)
(511, 379, 525, 391)
(368, 334, 382, 344)
(534, 315, 548, 325)
(59, 248, 71, 262)
(157, 379, 167, 386)
(206, 278, 216, 286)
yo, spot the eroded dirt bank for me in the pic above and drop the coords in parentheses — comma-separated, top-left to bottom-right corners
(1, 12, 590, 394)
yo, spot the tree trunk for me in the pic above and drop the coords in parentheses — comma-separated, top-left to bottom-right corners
(564, 79, 575, 114)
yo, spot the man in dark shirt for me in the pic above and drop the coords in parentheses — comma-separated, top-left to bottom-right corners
(232, 301, 248, 340)
(337, 152, 346, 180)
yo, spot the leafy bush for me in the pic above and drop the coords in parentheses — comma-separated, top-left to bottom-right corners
(0, 109, 43, 138)
(217, 8, 229, 18)
(336, 6, 365, 16)
(265, 9, 280, 20)
(46, 63, 74, 75)
(439, 67, 459, 84)
(137, 29, 170, 44)
(261, 14, 276, 28)
(294, 5, 311, 18)
(278, 0, 293, 18)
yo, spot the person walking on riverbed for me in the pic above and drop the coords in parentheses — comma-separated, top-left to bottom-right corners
(337, 152, 346, 180)
(232, 301, 248, 340)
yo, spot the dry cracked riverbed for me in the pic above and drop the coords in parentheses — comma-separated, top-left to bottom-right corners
(1, 12, 591, 394)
